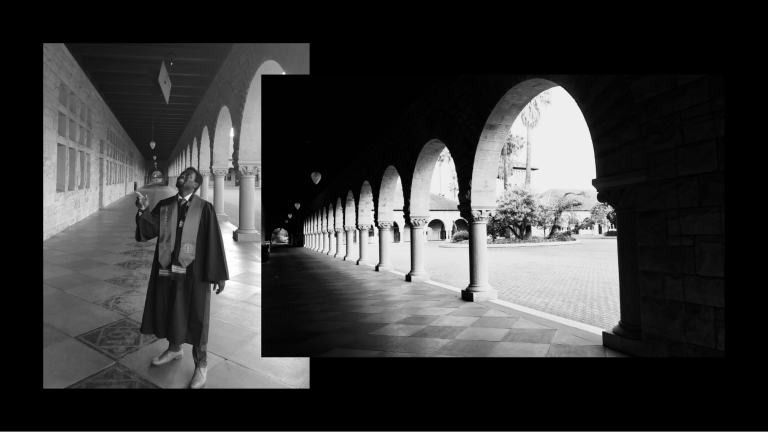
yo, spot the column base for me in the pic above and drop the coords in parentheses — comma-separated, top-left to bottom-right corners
(612, 320, 642, 340)
(406, 272, 430, 282)
(461, 289, 498, 302)
(233, 231, 260, 242)
(343, 256, 352, 261)
(602, 328, 643, 357)
(375, 264, 391, 272)
(356, 259, 371, 266)
(333, 253, 343, 259)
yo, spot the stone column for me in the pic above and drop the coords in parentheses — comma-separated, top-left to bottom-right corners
(343, 226, 355, 261)
(212, 169, 227, 217)
(334, 228, 343, 258)
(233, 165, 260, 242)
(311, 231, 317, 251)
(598, 189, 642, 341)
(321, 229, 328, 254)
(406, 217, 429, 281)
(357, 225, 371, 265)
(376, 222, 393, 272)
(327, 230, 334, 255)
(460, 208, 497, 301)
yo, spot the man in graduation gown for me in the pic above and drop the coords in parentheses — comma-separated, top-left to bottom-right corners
(134, 167, 229, 389)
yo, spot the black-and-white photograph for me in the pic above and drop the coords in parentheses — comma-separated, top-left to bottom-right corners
(261, 74, 724, 359)
(43, 43, 310, 388)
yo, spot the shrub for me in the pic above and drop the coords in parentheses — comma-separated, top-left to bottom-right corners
(552, 230, 576, 242)
(604, 230, 617, 237)
(452, 230, 469, 242)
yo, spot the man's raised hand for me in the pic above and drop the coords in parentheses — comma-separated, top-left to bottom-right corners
(135, 192, 148, 210)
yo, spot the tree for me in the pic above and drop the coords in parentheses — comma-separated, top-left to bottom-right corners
(437, 147, 452, 195)
(546, 191, 588, 239)
(494, 186, 543, 240)
(487, 213, 506, 241)
(497, 133, 526, 191)
(590, 202, 615, 229)
(519, 90, 553, 188)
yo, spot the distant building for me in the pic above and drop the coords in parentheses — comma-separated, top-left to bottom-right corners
(495, 158, 539, 197)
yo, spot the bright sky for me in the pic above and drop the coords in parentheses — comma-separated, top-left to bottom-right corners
(430, 86, 596, 197)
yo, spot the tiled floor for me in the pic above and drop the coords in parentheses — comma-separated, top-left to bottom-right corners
(43, 184, 309, 388)
(263, 245, 630, 358)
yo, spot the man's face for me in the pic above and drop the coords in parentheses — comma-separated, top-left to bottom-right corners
(177, 171, 196, 190)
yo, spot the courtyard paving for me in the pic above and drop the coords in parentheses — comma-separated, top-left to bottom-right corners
(330, 235, 620, 330)
(262, 245, 628, 357)
(43, 183, 308, 389)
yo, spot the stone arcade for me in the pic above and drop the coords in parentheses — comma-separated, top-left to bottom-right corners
(292, 76, 724, 357)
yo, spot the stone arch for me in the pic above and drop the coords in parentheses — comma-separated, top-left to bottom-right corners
(358, 181, 374, 226)
(471, 78, 599, 209)
(212, 106, 233, 170)
(378, 165, 400, 223)
(454, 218, 468, 233)
(344, 191, 356, 227)
(409, 139, 446, 217)
(239, 60, 285, 171)
(326, 203, 333, 231)
(200, 126, 212, 171)
(427, 218, 447, 240)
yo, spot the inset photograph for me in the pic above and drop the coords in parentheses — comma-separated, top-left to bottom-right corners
(43, 43, 310, 388)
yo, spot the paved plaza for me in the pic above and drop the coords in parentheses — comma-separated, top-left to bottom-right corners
(43, 183, 308, 388)
(333, 235, 620, 330)
(263, 245, 628, 357)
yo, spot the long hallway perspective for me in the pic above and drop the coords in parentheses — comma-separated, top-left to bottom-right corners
(263, 245, 627, 357)
(44, 183, 309, 388)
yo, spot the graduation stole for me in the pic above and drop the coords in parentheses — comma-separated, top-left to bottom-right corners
(158, 195, 203, 269)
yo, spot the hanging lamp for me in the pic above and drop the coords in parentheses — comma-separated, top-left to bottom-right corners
(149, 110, 155, 150)
(311, 172, 321, 184)
(288, 214, 292, 219)
(295, 203, 300, 210)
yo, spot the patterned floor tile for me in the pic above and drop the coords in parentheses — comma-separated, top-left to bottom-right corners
(120, 248, 156, 259)
(502, 329, 557, 344)
(98, 290, 147, 316)
(126, 241, 156, 248)
(43, 338, 114, 388)
(114, 260, 153, 271)
(106, 275, 149, 290)
(76, 318, 157, 360)
(66, 363, 160, 388)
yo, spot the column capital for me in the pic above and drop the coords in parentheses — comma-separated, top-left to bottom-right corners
(459, 206, 494, 223)
(212, 168, 228, 176)
(597, 186, 637, 211)
(357, 224, 372, 231)
(377, 221, 393, 229)
(238, 164, 259, 176)
(344, 226, 356, 232)
(200, 170, 211, 177)
(335, 228, 343, 233)
(407, 216, 429, 227)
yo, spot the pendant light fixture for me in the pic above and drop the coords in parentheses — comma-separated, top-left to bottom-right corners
(295, 203, 300, 210)
(153, 155, 156, 160)
(311, 172, 321, 184)
(149, 110, 156, 150)
(288, 214, 292, 219)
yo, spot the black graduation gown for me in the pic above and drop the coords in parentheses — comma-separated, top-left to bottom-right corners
(134, 195, 229, 347)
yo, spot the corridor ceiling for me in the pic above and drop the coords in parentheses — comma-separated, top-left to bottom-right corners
(64, 43, 234, 162)
(263, 75, 445, 232)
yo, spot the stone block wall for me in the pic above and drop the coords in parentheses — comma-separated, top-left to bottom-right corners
(632, 75, 724, 356)
(43, 43, 146, 240)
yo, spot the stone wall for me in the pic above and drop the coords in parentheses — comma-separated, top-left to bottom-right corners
(43, 43, 146, 240)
